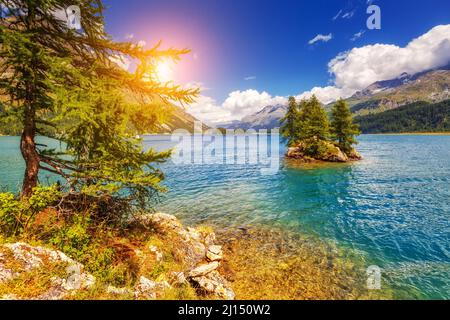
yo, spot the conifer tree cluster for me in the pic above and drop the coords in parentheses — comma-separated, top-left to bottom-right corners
(280, 96, 360, 158)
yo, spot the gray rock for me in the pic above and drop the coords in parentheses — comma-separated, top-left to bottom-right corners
(287, 147, 304, 159)
(134, 276, 171, 300)
(188, 262, 219, 278)
(203, 232, 217, 247)
(168, 271, 188, 287)
(134, 213, 206, 268)
(136, 212, 183, 232)
(106, 286, 133, 296)
(191, 271, 235, 300)
(347, 148, 363, 161)
(320, 145, 349, 162)
(206, 245, 223, 262)
(0, 243, 95, 300)
(149, 245, 163, 262)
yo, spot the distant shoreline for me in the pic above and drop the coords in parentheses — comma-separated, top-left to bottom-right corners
(366, 132, 450, 136)
(145, 132, 450, 137)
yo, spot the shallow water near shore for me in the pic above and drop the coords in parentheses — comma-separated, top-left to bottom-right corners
(0, 134, 449, 299)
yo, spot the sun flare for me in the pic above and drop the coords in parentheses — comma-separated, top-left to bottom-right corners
(154, 59, 174, 83)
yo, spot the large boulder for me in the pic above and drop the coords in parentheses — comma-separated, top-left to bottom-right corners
(317, 142, 349, 162)
(287, 147, 305, 159)
(347, 148, 363, 161)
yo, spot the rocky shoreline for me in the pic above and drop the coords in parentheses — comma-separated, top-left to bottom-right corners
(0, 213, 235, 300)
(0, 213, 392, 300)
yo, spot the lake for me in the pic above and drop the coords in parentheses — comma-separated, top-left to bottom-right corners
(1, 134, 449, 299)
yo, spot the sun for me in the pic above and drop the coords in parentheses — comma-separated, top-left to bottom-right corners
(154, 59, 174, 83)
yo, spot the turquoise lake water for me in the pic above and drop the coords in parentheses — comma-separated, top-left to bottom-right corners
(0, 135, 449, 299)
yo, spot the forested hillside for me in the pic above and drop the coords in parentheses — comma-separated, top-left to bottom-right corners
(355, 100, 450, 133)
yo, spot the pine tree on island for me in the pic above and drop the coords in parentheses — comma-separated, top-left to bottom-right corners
(330, 99, 361, 156)
(280, 97, 300, 146)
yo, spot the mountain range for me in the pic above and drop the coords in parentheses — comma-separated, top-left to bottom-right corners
(219, 104, 288, 130)
(346, 65, 450, 116)
(217, 64, 450, 132)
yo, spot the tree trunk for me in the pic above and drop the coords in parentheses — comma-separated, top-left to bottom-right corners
(20, 108, 39, 198)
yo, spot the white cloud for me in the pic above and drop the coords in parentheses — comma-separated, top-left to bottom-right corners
(186, 95, 233, 125)
(308, 33, 333, 45)
(244, 76, 256, 81)
(222, 90, 287, 119)
(186, 90, 287, 125)
(296, 86, 355, 105)
(330, 24, 450, 92)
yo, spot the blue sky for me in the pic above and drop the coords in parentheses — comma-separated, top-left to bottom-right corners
(103, 0, 450, 124)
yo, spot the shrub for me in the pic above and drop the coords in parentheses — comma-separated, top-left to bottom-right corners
(48, 214, 92, 260)
(0, 185, 61, 237)
(0, 193, 22, 236)
(28, 185, 61, 213)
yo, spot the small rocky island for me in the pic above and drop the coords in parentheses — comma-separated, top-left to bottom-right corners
(281, 96, 363, 163)
(287, 139, 363, 163)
